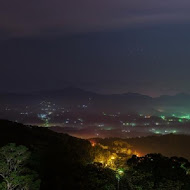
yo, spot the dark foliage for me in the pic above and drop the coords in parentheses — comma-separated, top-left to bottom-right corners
(120, 154, 190, 190)
(0, 120, 104, 190)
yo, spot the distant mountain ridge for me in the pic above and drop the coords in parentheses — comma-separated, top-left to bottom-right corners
(1, 87, 190, 115)
(1, 87, 189, 99)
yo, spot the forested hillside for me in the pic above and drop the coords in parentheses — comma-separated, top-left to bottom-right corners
(0, 120, 116, 190)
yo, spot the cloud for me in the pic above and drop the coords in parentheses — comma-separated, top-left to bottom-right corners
(0, 0, 190, 37)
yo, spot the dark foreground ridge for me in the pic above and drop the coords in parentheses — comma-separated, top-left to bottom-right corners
(0, 120, 190, 190)
(0, 120, 95, 190)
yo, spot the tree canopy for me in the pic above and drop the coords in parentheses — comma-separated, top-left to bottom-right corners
(0, 143, 40, 190)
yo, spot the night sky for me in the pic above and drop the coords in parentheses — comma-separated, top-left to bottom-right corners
(1, 0, 190, 97)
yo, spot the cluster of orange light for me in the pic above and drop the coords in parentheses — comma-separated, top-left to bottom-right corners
(89, 140, 96, 147)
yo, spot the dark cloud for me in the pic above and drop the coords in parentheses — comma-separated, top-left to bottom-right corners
(1, 0, 190, 37)
(1, 0, 190, 96)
